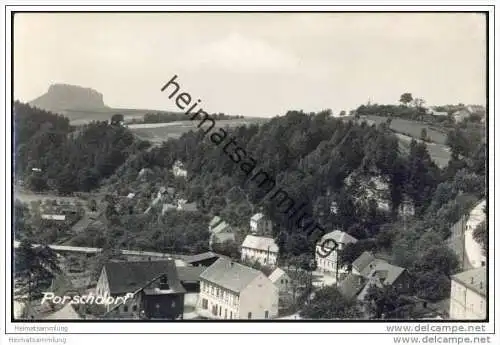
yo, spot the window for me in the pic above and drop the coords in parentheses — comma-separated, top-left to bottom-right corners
(132, 305, 137, 312)
(219, 306, 222, 316)
(265, 311, 269, 319)
(202, 299, 208, 310)
(281, 279, 284, 284)
(248, 312, 252, 319)
(225, 309, 227, 319)
(123, 305, 128, 313)
(230, 311, 233, 319)
(159, 275, 169, 290)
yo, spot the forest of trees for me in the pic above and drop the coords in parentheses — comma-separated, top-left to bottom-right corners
(128, 111, 244, 124)
(14, 102, 150, 194)
(13, 101, 487, 308)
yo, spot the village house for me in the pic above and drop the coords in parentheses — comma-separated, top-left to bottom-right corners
(315, 230, 357, 277)
(339, 251, 410, 304)
(449, 267, 486, 320)
(426, 107, 449, 117)
(177, 199, 198, 212)
(209, 219, 236, 250)
(449, 199, 487, 270)
(96, 259, 186, 320)
(250, 212, 273, 235)
(197, 258, 279, 319)
(465, 200, 487, 269)
(467, 105, 486, 117)
(452, 105, 486, 123)
(209, 216, 223, 232)
(452, 109, 470, 123)
(267, 267, 291, 294)
(172, 160, 187, 178)
(241, 235, 279, 267)
(41, 214, 66, 221)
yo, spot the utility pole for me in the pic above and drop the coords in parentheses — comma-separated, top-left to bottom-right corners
(335, 248, 340, 287)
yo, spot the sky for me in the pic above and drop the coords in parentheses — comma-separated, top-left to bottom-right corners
(14, 12, 487, 118)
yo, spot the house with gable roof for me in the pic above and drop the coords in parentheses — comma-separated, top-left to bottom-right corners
(315, 230, 357, 277)
(250, 212, 273, 235)
(241, 235, 279, 267)
(267, 267, 291, 293)
(96, 259, 186, 319)
(197, 258, 278, 319)
(449, 267, 486, 320)
(339, 251, 410, 305)
(208, 216, 236, 250)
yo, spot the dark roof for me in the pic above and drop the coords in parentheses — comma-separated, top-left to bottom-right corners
(183, 252, 228, 264)
(103, 260, 185, 295)
(352, 251, 376, 272)
(200, 258, 262, 293)
(184, 252, 218, 264)
(338, 274, 367, 300)
(177, 266, 206, 282)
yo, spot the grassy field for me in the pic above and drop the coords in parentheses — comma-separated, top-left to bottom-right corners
(129, 118, 269, 144)
(366, 115, 451, 167)
(395, 133, 451, 168)
(343, 115, 451, 168)
(365, 115, 448, 144)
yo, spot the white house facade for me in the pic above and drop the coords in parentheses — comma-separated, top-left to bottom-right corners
(450, 267, 487, 320)
(241, 235, 279, 267)
(197, 258, 279, 319)
(315, 230, 357, 277)
(250, 213, 273, 235)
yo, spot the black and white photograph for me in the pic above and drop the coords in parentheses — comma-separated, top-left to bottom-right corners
(2, 3, 496, 344)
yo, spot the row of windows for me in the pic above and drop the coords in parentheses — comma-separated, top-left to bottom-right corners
(121, 304, 138, 313)
(243, 248, 278, 255)
(317, 258, 337, 268)
(201, 282, 239, 305)
(201, 299, 269, 319)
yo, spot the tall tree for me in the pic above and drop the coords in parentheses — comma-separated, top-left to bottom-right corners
(300, 286, 361, 319)
(14, 240, 61, 300)
(399, 93, 413, 106)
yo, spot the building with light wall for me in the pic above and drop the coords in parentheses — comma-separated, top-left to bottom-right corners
(197, 258, 278, 319)
(250, 213, 273, 235)
(241, 235, 279, 267)
(450, 267, 487, 320)
(315, 230, 357, 277)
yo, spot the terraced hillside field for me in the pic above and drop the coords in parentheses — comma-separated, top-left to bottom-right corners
(129, 118, 269, 144)
(343, 115, 452, 168)
(365, 115, 448, 144)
